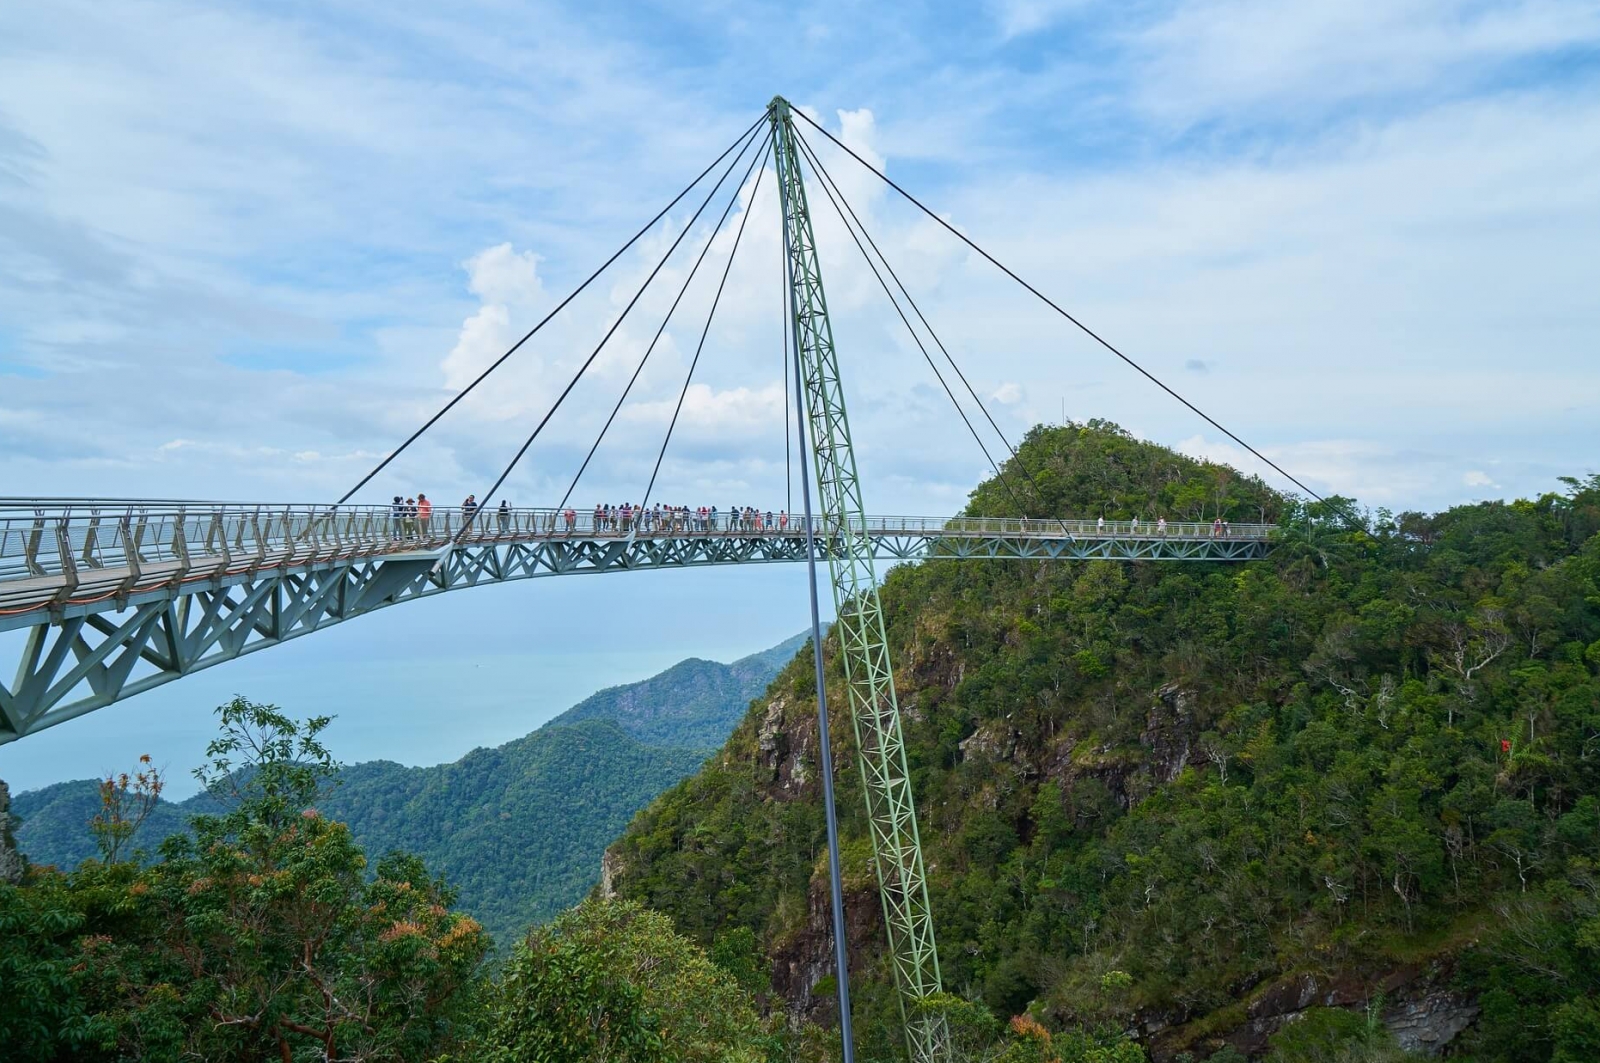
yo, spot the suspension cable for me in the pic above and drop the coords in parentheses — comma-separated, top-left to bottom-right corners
(792, 133, 1040, 522)
(640, 138, 772, 512)
(453, 127, 768, 541)
(790, 108, 1325, 503)
(795, 127, 1060, 517)
(336, 112, 766, 505)
(556, 128, 775, 514)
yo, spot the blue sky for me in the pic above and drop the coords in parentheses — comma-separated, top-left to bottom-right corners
(2, 0, 1599, 794)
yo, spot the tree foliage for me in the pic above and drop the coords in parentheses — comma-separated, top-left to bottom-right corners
(609, 423, 1600, 1061)
(475, 898, 764, 1063)
(0, 698, 491, 1062)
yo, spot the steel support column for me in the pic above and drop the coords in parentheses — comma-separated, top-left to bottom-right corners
(770, 96, 948, 1063)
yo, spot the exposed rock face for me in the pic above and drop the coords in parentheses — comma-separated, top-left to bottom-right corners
(1035, 684, 1200, 818)
(1384, 991, 1479, 1055)
(771, 871, 882, 1025)
(0, 779, 23, 885)
(757, 699, 790, 779)
(1156, 960, 1477, 1060)
(1145, 684, 1195, 784)
(756, 694, 816, 797)
(598, 848, 621, 900)
(958, 718, 1020, 763)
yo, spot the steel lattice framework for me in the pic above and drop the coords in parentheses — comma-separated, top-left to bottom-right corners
(771, 97, 949, 1063)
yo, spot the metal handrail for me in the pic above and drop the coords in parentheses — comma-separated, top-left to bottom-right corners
(0, 501, 1276, 586)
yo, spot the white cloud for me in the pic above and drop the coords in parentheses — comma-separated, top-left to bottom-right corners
(442, 302, 514, 394)
(1463, 470, 1496, 487)
(1130, 0, 1600, 123)
(992, 382, 1023, 404)
(621, 383, 785, 439)
(464, 243, 544, 308)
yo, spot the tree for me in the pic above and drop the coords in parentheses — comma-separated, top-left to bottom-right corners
(89, 754, 163, 864)
(0, 869, 117, 1061)
(478, 898, 763, 1063)
(64, 700, 489, 1062)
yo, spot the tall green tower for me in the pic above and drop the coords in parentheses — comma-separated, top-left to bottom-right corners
(769, 96, 947, 1063)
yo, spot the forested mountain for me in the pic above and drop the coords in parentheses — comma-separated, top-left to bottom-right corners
(605, 422, 1600, 1062)
(548, 632, 812, 747)
(13, 634, 804, 942)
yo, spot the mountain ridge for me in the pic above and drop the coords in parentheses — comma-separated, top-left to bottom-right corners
(547, 630, 813, 747)
(13, 630, 811, 941)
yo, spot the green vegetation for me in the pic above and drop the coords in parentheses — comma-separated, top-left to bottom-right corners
(607, 422, 1600, 1061)
(322, 721, 707, 940)
(5, 703, 1042, 1063)
(549, 632, 812, 748)
(477, 898, 765, 1062)
(13, 635, 805, 941)
(0, 698, 491, 1062)
(13, 721, 702, 943)
(1, 700, 803, 1063)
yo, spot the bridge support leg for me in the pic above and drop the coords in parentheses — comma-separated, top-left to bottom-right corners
(771, 96, 948, 1063)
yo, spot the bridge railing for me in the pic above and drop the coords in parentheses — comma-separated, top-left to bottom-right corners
(0, 501, 1276, 589)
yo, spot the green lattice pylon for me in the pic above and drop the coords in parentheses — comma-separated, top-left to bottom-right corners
(769, 96, 948, 1063)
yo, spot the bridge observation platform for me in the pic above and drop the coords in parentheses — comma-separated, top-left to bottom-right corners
(0, 500, 1273, 742)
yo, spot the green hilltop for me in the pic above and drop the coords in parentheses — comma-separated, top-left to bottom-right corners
(604, 421, 1600, 1061)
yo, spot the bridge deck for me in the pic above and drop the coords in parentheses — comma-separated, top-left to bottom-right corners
(1, 502, 1270, 622)
(0, 501, 1272, 742)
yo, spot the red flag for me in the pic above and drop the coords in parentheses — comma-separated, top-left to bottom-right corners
(1501, 739, 1512, 753)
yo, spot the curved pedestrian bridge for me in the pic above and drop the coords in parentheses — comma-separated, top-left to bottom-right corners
(0, 500, 1272, 742)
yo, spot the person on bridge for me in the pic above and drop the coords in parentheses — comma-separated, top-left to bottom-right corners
(564, 507, 576, 533)
(498, 500, 511, 533)
(391, 496, 405, 540)
(1131, 515, 1139, 535)
(416, 493, 433, 537)
(1157, 516, 1167, 537)
(1212, 517, 1223, 538)
(403, 498, 418, 539)
(462, 495, 478, 528)
(1097, 515, 1105, 535)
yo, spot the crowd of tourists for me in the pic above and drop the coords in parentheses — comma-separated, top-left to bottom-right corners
(383, 496, 1241, 543)
(584, 504, 790, 535)
(385, 495, 796, 541)
(388, 493, 517, 540)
